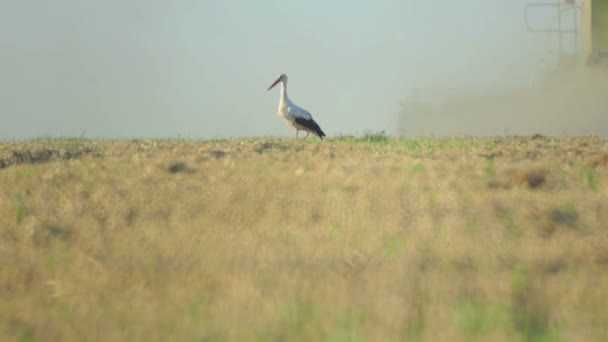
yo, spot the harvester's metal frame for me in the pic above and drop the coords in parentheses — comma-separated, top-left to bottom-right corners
(524, 1, 580, 56)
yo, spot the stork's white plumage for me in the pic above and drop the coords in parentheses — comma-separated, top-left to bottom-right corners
(267, 74, 326, 139)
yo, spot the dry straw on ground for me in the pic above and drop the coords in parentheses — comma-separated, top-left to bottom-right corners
(1, 135, 607, 341)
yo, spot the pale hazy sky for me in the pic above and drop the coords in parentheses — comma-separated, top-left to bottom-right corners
(0, 1, 573, 139)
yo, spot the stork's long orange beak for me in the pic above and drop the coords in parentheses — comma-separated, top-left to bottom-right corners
(267, 77, 281, 91)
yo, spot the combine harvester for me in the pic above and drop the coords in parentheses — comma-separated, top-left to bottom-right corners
(399, 0, 607, 137)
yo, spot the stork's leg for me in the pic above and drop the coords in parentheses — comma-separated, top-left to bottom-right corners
(304, 132, 310, 139)
(295, 130, 299, 139)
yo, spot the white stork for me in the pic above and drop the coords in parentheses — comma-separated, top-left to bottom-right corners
(267, 74, 326, 139)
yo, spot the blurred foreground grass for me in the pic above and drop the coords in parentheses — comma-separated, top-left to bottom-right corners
(1, 135, 607, 341)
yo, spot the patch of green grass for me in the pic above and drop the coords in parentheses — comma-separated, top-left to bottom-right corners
(583, 168, 599, 191)
(265, 303, 363, 342)
(327, 310, 362, 342)
(496, 205, 518, 235)
(158, 319, 178, 337)
(46, 255, 57, 273)
(483, 158, 496, 182)
(384, 232, 406, 258)
(278, 301, 322, 339)
(457, 298, 509, 338)
(14, 195, 24, 225)
(510, 266, 558, 342)
(18, 321, 36, 342)
(396, 139, 423, 152)
(328, 224, 346, 242)
(403, 288, 426, 339)
(408, 163, 424, 174)
(361, 130, 389, 144)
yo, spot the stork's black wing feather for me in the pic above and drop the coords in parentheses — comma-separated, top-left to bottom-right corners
(294, 117, 326, 139)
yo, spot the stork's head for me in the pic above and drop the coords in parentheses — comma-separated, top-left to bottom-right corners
(267, 73, 287, 91)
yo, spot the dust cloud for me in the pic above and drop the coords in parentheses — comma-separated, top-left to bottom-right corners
(398, 0, 608, 138)
(399, 66, 608, 138)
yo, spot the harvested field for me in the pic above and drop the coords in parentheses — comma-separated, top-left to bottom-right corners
(1, 135, 607, 341)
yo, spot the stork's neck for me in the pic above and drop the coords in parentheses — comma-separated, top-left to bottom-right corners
(279, 81, 289, 106)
